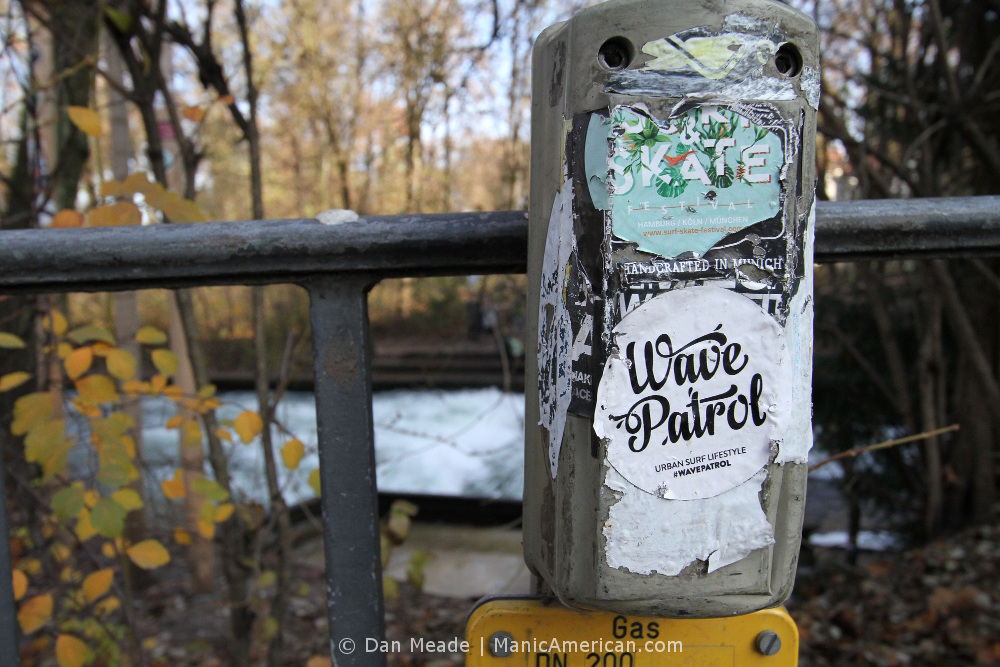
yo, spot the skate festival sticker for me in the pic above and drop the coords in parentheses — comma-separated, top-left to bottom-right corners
(608, 105, 783, 258)
(594, 286, 791, 500)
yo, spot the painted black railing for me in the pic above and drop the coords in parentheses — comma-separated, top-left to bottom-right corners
(0, 195, 998, 666)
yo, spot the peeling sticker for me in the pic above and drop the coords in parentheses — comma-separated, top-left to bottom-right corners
(584, 113, 611, 211)
(606, 14, 819, 111)
(777, 201, 814, 464)
(641, 15, 779, 80)
(537, 179, 578, 478)
(608, 105, 783, 258)
(799, 66, 821, 111)
(316, 209, 359, 225)
(595, 286, 790, 499)
(603, 467, 774, 576)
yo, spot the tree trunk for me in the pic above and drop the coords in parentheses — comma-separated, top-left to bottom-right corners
(169, 295, 214, 592)
(106, 31, 147, 544)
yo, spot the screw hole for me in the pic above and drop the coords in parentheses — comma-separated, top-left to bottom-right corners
(598, 37, 633, 71)
(774, 43, 802, 77)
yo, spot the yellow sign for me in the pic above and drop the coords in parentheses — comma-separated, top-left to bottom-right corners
(465, 598, 797, 667)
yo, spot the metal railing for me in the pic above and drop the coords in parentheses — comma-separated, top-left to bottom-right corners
(0, 195, 998, 666)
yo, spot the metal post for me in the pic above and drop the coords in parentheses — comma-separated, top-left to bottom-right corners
(306, 276, 386, 667)
(0, 456, 19, 665)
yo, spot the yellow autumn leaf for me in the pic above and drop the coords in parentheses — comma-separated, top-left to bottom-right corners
(161, 469, 186, 500)
(182, 105, 205, 122)
(0, 372, 31, 392)
(306, 656, 333, 667)
(12, 570, 27, 601)
(12, 392, 53, 435)
(122, 380, 149, 396)
(95, 596, 120, 616)
(64, 347, 93, 380)
(196, 519, 215, 539)
(260, 616, 279, 642)
(82, 568, 113, 603)
(99, 179, 124, 198)
(55, 634, 93, 667)
(173, 526, 192, 545)
(24, 419, 66, 464)
(234, 410, 263, 444)
(111, 488, 143, 511)
(0, 332, 26, 349)
(105, 349, 137, 381)
(308, 468, 321, 496)
(383, 576, 400, 600)
(182, 419, 201, 447)
(215, 428, 233, 443)
(72, 397, 100, 419)
(88, 201, 142, 227)
(199, 398, 222, 413)
(135, 325, 167, 345)
(67, 324, 115, 346)
(126, 540, 170, 569)
(76, 374, 118, 404)
(214, 503, 234, 523)
(67, 106, 101, 138)
(161, 196, 207, 223)
(142, 186, 173, 212)
(151, 349, 178, 377)
(44, 310, 69, 336)
(165, 415, 184, 429)
(51, 210, 84, 228)
(281, 438, 305, 470)
(150, 375, 167, 394)
(17, 593, 53, 634)
(162, 384, 184, 400)
(121, 172, 157, 197)
(75, 508, 96, 542)
(19, 559, 41, 576)
(101, 543, 116, 559)
(91, 342, 114, 357)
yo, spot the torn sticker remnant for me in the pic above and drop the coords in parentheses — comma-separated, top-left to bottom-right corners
(537, 180, 579, 478)
(604, 467, 775, 576)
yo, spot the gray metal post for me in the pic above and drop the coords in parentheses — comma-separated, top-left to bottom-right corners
(306, 276, 386, 667)
(0, 457, 19, 665)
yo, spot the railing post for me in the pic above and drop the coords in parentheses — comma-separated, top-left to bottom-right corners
(306, 276, 386, 667)
(0, 454, 19, 665)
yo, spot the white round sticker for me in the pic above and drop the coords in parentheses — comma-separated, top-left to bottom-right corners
(595, 286, 790, 500)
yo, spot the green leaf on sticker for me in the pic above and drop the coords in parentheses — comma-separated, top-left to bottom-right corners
(655, 166, 687, 199)
(708, 162, 735, 189)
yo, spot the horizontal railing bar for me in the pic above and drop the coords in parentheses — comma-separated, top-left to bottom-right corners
(0, 197, 998, 294)
(0, 211, 529, 294)
(814, 196, 1000, 262)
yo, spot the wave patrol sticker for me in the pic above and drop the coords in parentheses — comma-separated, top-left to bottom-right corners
(594, 286, 790, 500)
